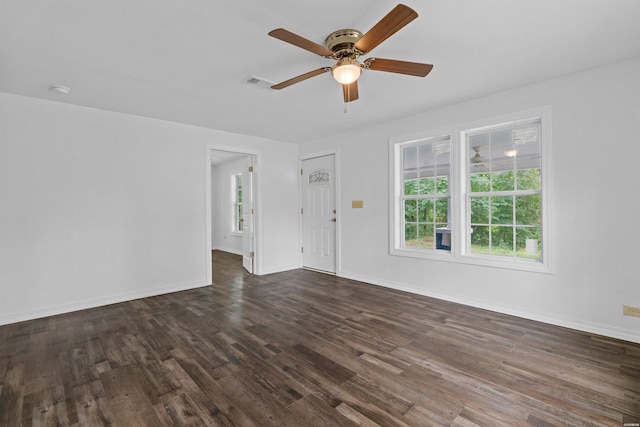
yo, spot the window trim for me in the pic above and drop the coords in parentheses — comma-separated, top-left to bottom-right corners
(389, 106, 552, 273)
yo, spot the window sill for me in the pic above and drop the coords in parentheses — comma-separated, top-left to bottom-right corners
(390, 247, 453, 261)
(390, 247, 552, 274)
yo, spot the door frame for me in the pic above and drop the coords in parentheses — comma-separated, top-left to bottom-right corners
(299, 149, 340, 274)
(205, 143, 260, 285)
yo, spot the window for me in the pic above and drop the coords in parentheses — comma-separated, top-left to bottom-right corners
(231, 173, 243, 233)
(466, 119, 542, 261)
(390, 108, 550, 272)
(398, 135, 451, 250)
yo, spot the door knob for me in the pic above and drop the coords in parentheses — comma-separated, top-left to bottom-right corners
(331, 218, 336, 222)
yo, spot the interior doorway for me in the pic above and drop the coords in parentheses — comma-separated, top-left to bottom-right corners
(206, 147, 257, 285)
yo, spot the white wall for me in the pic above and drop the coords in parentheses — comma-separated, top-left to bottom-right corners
(0, 93, 299, 325)
(301, 56, 640, 343)
(211, 157, 248, 255)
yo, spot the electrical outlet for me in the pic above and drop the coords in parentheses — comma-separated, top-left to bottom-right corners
(622, 305, 640, 318)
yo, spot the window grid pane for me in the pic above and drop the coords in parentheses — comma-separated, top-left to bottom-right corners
(402, 195, 449, 249)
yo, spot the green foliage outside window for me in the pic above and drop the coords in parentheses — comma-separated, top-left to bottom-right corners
(404, 175, 448, 196)
(403, 176, 449, 248)
(469, 169, 541, 258)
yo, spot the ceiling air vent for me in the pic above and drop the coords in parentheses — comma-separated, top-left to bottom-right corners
(242, 75, 275, 91)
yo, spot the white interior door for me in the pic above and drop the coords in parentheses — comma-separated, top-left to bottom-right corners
(302, 155, 336, 273)
(242, 158, 254, 273)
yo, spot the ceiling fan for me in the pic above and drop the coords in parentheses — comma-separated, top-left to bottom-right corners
(267, 4, 433, 103)
(470, 146, 488, 168)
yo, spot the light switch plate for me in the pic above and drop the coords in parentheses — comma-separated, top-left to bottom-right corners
(623, 305, 640, 318)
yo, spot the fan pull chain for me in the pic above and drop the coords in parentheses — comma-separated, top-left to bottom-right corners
(343, 102, 351, 122)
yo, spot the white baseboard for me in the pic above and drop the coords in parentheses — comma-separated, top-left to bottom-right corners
(257, 264, 300, 276)
(0, 280, 208, 326)
(339, 271, 640, 345)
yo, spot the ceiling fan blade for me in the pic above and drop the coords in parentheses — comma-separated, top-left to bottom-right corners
(268, 28, 334, 57)
(342, 81, 359, 103)
(271, 67, 331, 90)
(365, 58, 433, 77)
(354, 4, 418, 54)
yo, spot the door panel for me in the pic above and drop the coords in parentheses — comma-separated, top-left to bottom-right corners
(302, 155, 336, 273)
(242, 158, 254, 273)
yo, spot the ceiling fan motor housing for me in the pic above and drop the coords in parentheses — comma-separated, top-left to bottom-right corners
(325, 29, 362, 56)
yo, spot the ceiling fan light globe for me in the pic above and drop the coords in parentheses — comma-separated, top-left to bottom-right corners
(332, 63, 361, 85)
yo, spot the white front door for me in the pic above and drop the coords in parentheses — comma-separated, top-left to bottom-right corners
(302, 155, 336, 273)
(241, 158, 254, 273)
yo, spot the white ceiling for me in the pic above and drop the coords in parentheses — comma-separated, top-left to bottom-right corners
(1, 0, 639, 144)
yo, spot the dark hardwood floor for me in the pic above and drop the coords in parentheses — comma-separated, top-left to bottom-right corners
(1, 250, 639, 426)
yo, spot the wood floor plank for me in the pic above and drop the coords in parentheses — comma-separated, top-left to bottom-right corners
(0, 362, 25, 426)
(0, 250, 639, 426)
(166, 347, 258, 426)
(154, 392, 208, 426)
(30, 385, 69, 427)
(159, 357, 237, 427)
(73, 380, 114, 426)
(215, 370, 283, 426)
(99, 364, 163, 426)
(335, 402, 382, 426)
(287, 392, 355, 427)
